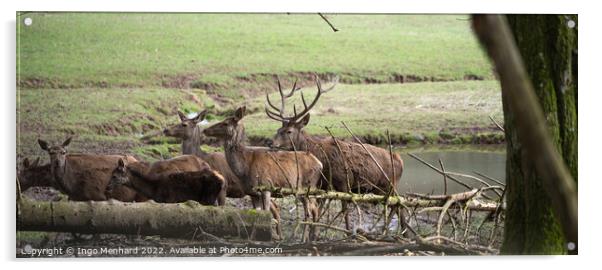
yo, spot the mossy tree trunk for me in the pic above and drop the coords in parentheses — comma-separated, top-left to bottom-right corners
(17, 199, 273, 241)
(501, 15, 578, 254)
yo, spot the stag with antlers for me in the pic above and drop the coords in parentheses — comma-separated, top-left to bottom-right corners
(265, 75, 405, 231)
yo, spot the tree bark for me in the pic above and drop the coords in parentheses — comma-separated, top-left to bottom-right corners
(472, 14, 578, 255)
(17, 199, 272, 241)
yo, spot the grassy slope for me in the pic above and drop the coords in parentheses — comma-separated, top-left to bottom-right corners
(17, 13, 502, 161)
(18, 13, 492, 90)
(17, 88, 211, 160)
(245, 80, 503, 141)
(18, 80, 503, 161)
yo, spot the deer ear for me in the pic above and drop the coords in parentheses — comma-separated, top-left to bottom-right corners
(62, 137, 72, 147)
(297, 114, 311, 128)
(193, 109, 208, 123)
(38, 139, 49, 151)
(233, 106, 246, 122)
(117, 158, 126, 168)
(22, 158, 30, 168)
(177, 110, 188, 122)
(32, 157, 40, 167)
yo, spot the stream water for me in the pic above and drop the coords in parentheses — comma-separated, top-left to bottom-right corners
(396, 146, 506, 194)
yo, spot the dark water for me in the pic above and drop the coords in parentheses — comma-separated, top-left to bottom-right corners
(396, 151, 506, 194)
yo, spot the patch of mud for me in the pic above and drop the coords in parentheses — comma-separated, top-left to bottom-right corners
(19, 77, 113, 89)
(160, 74, 198, 89)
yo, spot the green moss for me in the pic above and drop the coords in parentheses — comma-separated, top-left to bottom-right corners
(132, 144, 179, 161)
(183, 200, 201, 208)
(17, 231, 50, 241)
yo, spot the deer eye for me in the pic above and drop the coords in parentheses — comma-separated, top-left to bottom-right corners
(60, 151, 66, 155)
(182, 123, 188, 127)
(286, 130, 293, 134)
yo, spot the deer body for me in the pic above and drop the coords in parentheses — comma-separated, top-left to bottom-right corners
(37, 138, 145, 202)
(108, 155, 225, 206)
(265, 76, 404, 230)
(17, 158, 54, 192)
(163, 111, 245, 199)
(204, 107, 323, 240)
(286, 130, 403, 194)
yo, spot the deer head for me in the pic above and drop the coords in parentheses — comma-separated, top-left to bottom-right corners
(17, 157, 44, 191)
(38, 137, 72, 169)
(108, 158, 130, 191)
(265, 75, 337, 149)
(163, 110, 209, 140)
(203, 106, 246, 142)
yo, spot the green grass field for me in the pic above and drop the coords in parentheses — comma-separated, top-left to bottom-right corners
(16, 13, 503, 161)
(17, 13, 492, 89)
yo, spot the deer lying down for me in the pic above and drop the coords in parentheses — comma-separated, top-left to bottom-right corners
(107, 155, 226, 206)
(17, 157, 53, 192)
(162, 109, 281, 220)
(37, 137, 146, 202)
(203, 106, 323, 240)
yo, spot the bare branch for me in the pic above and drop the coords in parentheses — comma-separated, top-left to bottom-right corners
(489, 115, 505, 132)
(318, 13, 339, 32)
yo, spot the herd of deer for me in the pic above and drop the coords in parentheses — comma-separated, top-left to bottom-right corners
(17, 76, 404, 240)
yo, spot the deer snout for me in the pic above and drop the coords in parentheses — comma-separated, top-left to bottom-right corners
(266, 139, 274, 148)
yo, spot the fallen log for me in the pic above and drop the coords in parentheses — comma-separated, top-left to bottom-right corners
(253, 186, 503, 211)
(17, 198, 272, 241)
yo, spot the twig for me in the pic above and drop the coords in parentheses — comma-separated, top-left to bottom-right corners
(463, 208, 472, 243)
(341, 121, 397, 195)
(254, 186, 502, 211)
(473, 171, 506, 187)
(16, 177, 23, 202)
(318, 13, 339, 32)
(489, 115, 505, 132)
(438, 159, 448, 195)
(266, 152, 294, 189)
(407, 153, 496, 200)
(324, 126, 352, 193)
(287, 135, 301, 191)
(386, 130, 398, 196)
(443, 171, 503, 197)
(435, 199, 455, 243)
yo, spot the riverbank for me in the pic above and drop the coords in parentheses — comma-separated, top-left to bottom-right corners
(18, 80, 503, 162)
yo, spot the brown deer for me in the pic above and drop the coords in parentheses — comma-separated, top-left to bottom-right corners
(265, 76, 404, 230)
(162, 110, 281, 219)
(107, 156, 226, 206)
(203, 106, 323, 240)
(17, 157, 53, 192)
(37, 137, 146, 202)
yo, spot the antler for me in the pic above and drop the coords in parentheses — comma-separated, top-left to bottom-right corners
(265, 74, 338, 124)
(265, 76, 301, 122)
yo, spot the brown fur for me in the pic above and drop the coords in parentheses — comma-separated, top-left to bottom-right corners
(63, 154, 144, 201)
(163, 111, 244, 199)
(272, 115, 404, 194)
(38, 137, 145, 202)
(164, 110, 285, 217)
(204, 107, 323, 240)
(17, 158, 53, 191)
(109, 155, 225, 206)
(270, 114, 404, 231)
